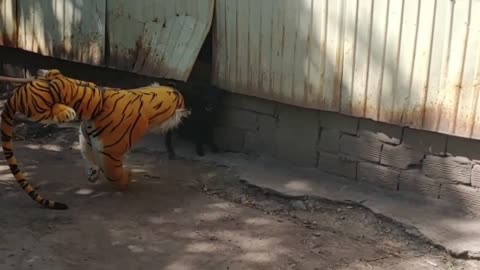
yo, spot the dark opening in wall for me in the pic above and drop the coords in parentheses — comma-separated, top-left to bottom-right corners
(188, 21, 213, 84)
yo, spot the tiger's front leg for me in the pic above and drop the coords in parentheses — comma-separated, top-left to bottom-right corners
(92, 115, 150, 190)
(28, 103, 76, 124)
(78, 123, 100, 183)
(99, 155, 131, 190)
(80, 132, 131, 188)
(33, 103, 77, 124)
(51, 103, 77, 123)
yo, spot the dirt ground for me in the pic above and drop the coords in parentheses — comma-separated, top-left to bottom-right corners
(0, 122, 479, 270)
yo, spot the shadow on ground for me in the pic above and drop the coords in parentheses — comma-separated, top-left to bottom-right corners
(0, 122, 478, 270)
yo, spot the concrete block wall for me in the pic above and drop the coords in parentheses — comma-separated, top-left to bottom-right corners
(217, 92, 480, 212)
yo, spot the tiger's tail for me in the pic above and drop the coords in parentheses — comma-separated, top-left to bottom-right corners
(1, 97, 68, 210)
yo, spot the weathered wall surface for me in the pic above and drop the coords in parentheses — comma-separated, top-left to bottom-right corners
(0, 0, 16, 47)
(16, 0, 105, 65)
(213, 0, 480, 140)
(0, 0, 214, 81)
(107, 0, 214, 81)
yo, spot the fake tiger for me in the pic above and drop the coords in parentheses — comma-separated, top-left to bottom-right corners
(0, 69, 190, 210)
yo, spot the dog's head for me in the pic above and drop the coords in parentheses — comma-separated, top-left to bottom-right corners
(201, 87, 225, 112)
(165, 81, 226, 113)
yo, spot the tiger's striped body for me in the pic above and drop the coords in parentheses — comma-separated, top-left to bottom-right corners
(0, 69, 189, 209)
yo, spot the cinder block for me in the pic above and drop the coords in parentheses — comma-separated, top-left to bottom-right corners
(380, 144, 424, 169)
(318, 111, 359, 135)
(471, 164, 480, 188)
(403, 128, 447, 155)
(257, 115, 276, 136)
(447, 136, 480, 162)
(340, 135, 383, 163)
(422, 155, 472, 185)
(439, 183, 480, 211)
(245, 132, 263, 154)
(245, 132, 276, 156)
(358, 119, 402, 145)
(317, 152, 357, 179)
(246, 115, 277, 155)
(398, 169, 442, 199)
(357, 162, 400, 191)
(223, 92, 277, 116)
(217, 107, 257, 131)
(214, 126, 245, 152)
(317, 129, 341, 153)
(275, 104, 319, 166)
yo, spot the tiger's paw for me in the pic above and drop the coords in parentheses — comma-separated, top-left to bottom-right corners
(86, 167, 100, 183)
(52, 104, 77, 123)
(118, 168, 132, 190)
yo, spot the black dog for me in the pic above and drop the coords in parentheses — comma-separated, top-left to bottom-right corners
(165, 82, 225, 159)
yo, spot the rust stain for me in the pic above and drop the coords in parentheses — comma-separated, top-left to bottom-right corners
(0, 34, 16, 47)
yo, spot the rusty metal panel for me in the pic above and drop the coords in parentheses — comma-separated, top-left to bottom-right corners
(213, 0, 480, 139)
(107, 0, 214, 81)
(0, 0, 17, 47)
(16, 0, 105, 65)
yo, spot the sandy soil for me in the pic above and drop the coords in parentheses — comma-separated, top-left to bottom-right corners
(0, 122, 479, 270)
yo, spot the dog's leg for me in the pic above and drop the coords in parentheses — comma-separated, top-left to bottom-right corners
(193, 121, 206, 156)
(205, 124, 220, 153)
(195, 138, 205, 156)
(165, 131, 177, 160)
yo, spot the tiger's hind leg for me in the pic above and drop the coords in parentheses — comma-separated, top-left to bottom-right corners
(78, 123, 100, 183)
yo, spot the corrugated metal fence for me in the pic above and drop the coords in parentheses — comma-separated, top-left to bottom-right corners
(2, 0, 480, 139)
(213, 0, 480, 139)
(0, 0, 214, 81)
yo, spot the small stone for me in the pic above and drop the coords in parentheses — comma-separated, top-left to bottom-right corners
(291, 200, 307, 211)
(127, 245, 144, 253)
(312, 232, 322, 236)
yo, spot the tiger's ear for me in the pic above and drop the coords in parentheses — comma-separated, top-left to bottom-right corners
(166, 82, 177, 88)
(36, 69, 50, 77)
(36, 69, 62, 78)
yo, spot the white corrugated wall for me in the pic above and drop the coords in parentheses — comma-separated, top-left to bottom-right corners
(213, 0, 480, 139)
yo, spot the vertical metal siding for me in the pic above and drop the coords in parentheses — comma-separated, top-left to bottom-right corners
(213, 0, 480, 139)
(107, 0, 214, 81)
(16, 0, 105, 65)
(0, 0, 214, 81)
(0, 0, 17, 47)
